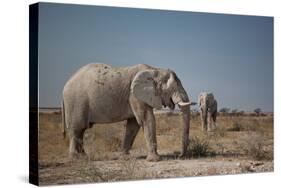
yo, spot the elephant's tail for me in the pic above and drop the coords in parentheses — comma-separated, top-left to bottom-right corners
(62, 99, 66, 139)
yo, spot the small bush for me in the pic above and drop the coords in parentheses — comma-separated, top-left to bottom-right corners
(213, 126, 226, 137)
(238, 111, 245, 116)
(241, 134, 272, 161)
(228, 122, 243, 131)
(106, 137, 122, 152)
(188, 136, 210, 157)
(102, 128, 123, 152)
(219, 108, 230, 113)
(254, 108, 262, 115)
(227, 120, 256, 132)
(215, 143, 226, 155)
(243, 141, 265, 160)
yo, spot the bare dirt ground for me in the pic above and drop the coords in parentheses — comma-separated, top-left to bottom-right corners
(38, 111, 274, 185)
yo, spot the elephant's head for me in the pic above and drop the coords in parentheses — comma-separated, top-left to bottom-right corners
(131, 68, 192, 156)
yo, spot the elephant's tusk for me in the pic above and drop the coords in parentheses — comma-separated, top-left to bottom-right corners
(178, 101, 197, 106)
(178, 102, 192, 106)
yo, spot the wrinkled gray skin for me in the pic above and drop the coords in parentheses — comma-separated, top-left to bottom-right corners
(62, 63, 192, 161)
(198, 92, 217, 132)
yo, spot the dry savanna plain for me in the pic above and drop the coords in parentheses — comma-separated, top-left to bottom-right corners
(38, 110, 273, 185)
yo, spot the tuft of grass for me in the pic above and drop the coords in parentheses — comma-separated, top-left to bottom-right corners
(215, 143, 226, 155)
(240, 133, 272, 161)
(228, 121, 242, 131)
(105, 137, 122, 152)
(227, 120, 256, 132)
(188, 136, 211, 158)
(213, 126, 226, 137)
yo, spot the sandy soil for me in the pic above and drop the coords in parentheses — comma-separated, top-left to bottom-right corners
(39, 155, 273, 185)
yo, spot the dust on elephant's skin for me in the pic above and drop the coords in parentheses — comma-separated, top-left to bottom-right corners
(62, 63, 193, 161)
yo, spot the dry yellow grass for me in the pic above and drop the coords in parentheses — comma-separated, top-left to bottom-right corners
(38, 111, 273, 185)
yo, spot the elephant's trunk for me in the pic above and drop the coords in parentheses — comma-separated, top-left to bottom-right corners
(202, 107, 208, 128)
(179, 104, 190, 157)
(172, 91, 191, 157)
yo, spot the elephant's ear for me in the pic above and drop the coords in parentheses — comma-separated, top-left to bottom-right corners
(213, 99, 218, 111)
(207, 93, 215, 106)
(131, 70, 162, 109)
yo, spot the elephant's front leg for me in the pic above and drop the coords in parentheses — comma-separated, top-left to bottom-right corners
(122, 118, 140, 154)
(207, 111, 213, 132)
(212, 111, 217, 130)
(143, 109, 160, 162)
(200, 110, 207, 131)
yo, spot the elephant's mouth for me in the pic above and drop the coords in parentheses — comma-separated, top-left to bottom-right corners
(171, 98, 176, 108)
(167, 98, 175, 110)
(161, 97, 175, 110)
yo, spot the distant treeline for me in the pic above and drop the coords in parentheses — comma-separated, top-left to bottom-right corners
(191, 107, 273, 117)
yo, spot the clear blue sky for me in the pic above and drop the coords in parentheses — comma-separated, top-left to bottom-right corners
(38, 3, 273, 112)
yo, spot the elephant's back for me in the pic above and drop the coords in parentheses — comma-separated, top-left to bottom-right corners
(62, 63, 155, 123)
(64, 63, 111, 87)
(63, 63, 156, 97)
(70, 63, 112, 80)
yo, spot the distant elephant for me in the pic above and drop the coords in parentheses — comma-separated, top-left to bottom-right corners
(198, 92, 217, 132)
(62, 63, 194, 161)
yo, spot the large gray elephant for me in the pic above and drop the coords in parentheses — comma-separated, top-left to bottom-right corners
(198, 92, 217, 132)
(62, 63, 194, 161)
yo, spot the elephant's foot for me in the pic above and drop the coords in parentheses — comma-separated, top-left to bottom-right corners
(69, 151, 88, 160)
(207, 127, 215, 132)
(121, 149, 130, 155)
(146, 153, 160, 162)
(69, 139, 87, 160)
(179, 152, 189, 159)
(119, 151, 132, 160)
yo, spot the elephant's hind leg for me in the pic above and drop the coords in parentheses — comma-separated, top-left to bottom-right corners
(67, 103, 90, 159)
(69, 127, 87, 158)
(212, 111, 217, 130)
(122, 118, 140, 154)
